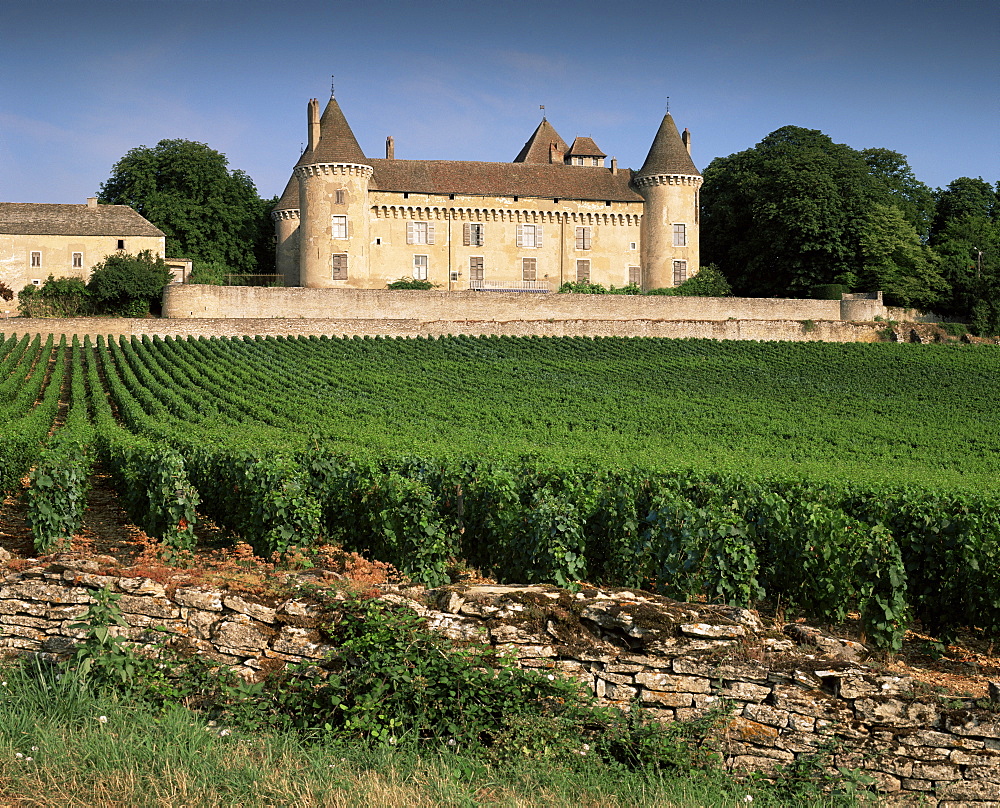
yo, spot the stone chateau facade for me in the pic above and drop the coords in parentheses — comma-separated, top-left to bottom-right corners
(273, 93, 702, 292)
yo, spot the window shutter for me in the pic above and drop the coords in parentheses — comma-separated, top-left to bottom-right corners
(536, 226, 543, 248)
(427, 222, 435, 245)
(516, 224, 524, 248)
(463, 223, 471, 246)
(406, 222, 414, 245)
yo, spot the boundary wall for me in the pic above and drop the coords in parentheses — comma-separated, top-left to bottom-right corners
(1, 558, 998, 805)
(0, 316, 885, 342)
(162, 285, 873, 322)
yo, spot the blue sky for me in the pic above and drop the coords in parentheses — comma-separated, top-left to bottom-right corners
(3, 0, 997, 204)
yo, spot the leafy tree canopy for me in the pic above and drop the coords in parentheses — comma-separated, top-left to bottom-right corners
(86, 250, 173, 317)
(98, 139, 274, 274)
(699, 127, 965, 308)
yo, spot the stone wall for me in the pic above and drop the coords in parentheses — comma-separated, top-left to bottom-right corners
(162, 285, 848, 322)
(2, 556, 997, 805)
(1, 315, 886, 343)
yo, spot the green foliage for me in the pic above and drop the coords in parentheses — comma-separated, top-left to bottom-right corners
(557, 281, 642, 295)
(939, 321, 968, 337)
(387, 277, 435, 289)
(86, 250, 172, 316)
(187, 260, 229, 285)
(27, 441, 92, 553)
(17, 275, 91, 317)
(812, 284, 847, 300)
(98, 138, 274, 273)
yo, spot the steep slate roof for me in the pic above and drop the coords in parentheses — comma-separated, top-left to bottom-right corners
(634, 112, 700, 178)
(0, 203, 165, 237)
(295, 95, 367, 168)
(513, 119, 570, 163)
(368, 159, 641, 202)
(565, 136, 606, 158)
(274, 166, 302, 212)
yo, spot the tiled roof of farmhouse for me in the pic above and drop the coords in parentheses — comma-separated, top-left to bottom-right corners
(295, 95, 367, 167)
(513, 118, 570, 163)
(565, 136, 606, 158)
(367, 159, 642, 202)
(0, 203, 165, 237)
(634, 112, 700, 178)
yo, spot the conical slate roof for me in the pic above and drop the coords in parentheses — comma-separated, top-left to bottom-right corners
(634, 113, 700, 178)
(513, 118, 570, 163)
(295, 95, 367, 167)
(273, 170, 301, 212)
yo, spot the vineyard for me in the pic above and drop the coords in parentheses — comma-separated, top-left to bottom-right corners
(3, 332, 1000, 650)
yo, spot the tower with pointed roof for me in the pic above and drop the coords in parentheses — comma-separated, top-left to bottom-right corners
(632, 112, 703, 290)
(273, 93, 701, 293)
(293, 94, 373, 288)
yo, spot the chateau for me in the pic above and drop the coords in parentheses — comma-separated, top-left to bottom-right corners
(272, 93, 702, 292)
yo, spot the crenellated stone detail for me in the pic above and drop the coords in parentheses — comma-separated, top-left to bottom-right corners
(270, 208, 300, 221)
(371, 205, 639, 227)
(294, 163, 374, 180)
(632, 174, 703, 189)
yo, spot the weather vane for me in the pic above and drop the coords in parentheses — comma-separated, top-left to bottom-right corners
(666, 97, 670, 113)
(331, 75, 335, 97)
(540, 104, 545, 120)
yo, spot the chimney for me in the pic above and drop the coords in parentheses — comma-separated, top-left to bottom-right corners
(549, 142, 564, 164)
(682, 128, 691, 155)
(611, 157, 618, 175)
(386, 136, 394, 159)
(308, 98, 320, 152)
(86, 197, 98, 208)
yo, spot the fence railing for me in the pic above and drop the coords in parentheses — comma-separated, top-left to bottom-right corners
(468, 279, 550, 293)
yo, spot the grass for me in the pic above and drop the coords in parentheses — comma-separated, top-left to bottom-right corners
(0, 658, 862, 808)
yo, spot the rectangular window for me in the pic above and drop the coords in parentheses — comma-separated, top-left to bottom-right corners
(628, 266, 641, 286)
(463, 223, 484, 247)
(516, 223, 541, 248)
(521, 258, 536, 281)
(576, 260, 591, 283)
(72, 252, 83, 268)
(406, 221, 434, 245)
(469, 256, 484, 282)
(575, 226, 592, 250)
(629, 241, 637, 251)
(673, 223, 687, 247)
(30, 251, 41, 268)
(413, 254, 428, 280)
(573, 157, 584, 166)
(331, 215, 348, 239)
(331, 253, 348, 280)
(335, 189, 346, 205)
(673, 260, 687, 286)
(117, 239, 125, 250)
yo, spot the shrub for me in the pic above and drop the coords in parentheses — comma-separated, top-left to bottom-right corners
(17, 275, 91, 317)
(811, 283, 848, 300)
(188, 260, 229, 285)
(87, 250, 172, 316)
(0, 281, 13, 302)
(646, 264, 733, 297)
(387, 278, 434, 290)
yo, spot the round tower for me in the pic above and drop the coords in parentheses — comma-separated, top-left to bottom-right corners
(295, 96, 373, 289)
(272, 174, 301, 286)
(633, 113, 703, 291)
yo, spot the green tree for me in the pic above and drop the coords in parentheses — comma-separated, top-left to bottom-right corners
(858, 204, 948, 309)
(98, 139, 274, 274)
(928, 178, 999, 330)
(861, 148, 936, 237)
(86, 250, 173, 316)
(701, 126, 884, 297)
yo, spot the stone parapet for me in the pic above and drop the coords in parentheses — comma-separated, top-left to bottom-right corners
(1, 561, 997, 804)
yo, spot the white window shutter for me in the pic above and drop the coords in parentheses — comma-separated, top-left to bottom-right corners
(536, 226, 543, 248)
(406, 222, 414, 244)
(516, 224, 523, 248)
(427, 222, 435, 245)
(463, 222, 471, 246)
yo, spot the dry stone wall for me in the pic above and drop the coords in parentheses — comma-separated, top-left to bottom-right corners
(2, 316, 886, 342)
(1, 556, 998, 805)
